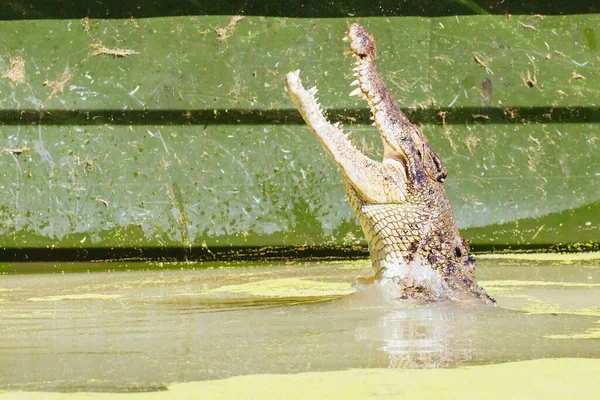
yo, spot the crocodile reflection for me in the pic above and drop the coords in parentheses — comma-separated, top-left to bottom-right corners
(357, 306, 477, 368)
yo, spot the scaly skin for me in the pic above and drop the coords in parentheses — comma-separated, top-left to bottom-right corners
(286, 24, 495, 304)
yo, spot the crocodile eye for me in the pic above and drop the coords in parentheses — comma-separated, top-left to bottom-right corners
(454, 247, 462, 257)
(466, 256, 476, 267)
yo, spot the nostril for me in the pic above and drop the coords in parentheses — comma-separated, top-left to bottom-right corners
(454, 247, 462, 257)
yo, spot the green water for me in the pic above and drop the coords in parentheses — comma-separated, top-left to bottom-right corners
(0, 255, 599, 394)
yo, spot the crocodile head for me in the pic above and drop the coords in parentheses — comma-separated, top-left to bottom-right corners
(286, 24, 495, 304)
(346, 24, 449, 186)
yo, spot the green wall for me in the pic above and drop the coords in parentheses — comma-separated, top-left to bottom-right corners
(0, 13, 598, 260)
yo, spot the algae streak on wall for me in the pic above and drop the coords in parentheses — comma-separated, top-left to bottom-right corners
(0, 14, 598, 260)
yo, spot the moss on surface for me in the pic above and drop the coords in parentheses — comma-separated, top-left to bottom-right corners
(1, 358, 599, 399)
(545, 329, 600, 340)
(481, 280, 600, 288)
(201, 278, 355, 298)
(478, 252, 600, 261)
(26, 294, 124, 302)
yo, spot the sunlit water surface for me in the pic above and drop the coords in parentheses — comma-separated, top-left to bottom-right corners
(0, 254, 599, 393)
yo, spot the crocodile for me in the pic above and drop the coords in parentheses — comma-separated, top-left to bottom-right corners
(286, 23, 495, 304)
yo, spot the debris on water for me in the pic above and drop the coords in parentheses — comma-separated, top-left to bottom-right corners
(2, 56, 26, 84)
(93, 197, 109, 208)
(438, 111, 447, 127)
(522, 54, 537, 88)
(554, 49, 567, 58)
(90, 42, 139, 57)
(81, 17, 90, 33)
(463, 135, 481, 153)
(3, 146, 30, 155)
(518, 21, 537, 30)
(472, 114, 490, 122)
(503, 108, 518, 120)
(43, 64, 74, 99)
(473, 54, 493, 75)
(214, 16, 244, 42)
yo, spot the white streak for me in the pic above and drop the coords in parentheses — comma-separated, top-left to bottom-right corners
(448, 94, 459, 107)
(148, 129, 170, 155)
(129, 85, 140, 95)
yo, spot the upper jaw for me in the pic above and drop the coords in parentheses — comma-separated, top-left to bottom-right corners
(344, 24, 447, 184)
(344, 25, 408, 167)
(345, 23, 376, 58)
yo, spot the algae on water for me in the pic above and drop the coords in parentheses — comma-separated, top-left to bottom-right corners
(200, 278, 355, 298)
(0, 358, 599, 399)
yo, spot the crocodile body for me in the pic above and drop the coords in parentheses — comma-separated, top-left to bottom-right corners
(286, 24, 495, 304)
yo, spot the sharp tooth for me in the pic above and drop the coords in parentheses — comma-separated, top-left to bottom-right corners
(352, 67, 359, 72)
(350, 80, 359, 86)
(349, 88, 362, 97)
(369, 116, 375, 120)
(344, 49, 353, 55)
(342, 36, 349, 42)
(308, 86, 318, 96)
